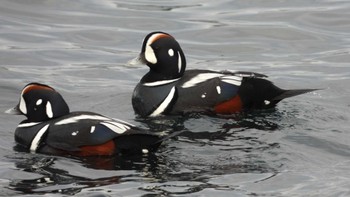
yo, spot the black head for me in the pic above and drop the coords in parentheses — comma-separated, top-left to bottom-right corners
(139, 31, 186, 82)
(6, 83, 70, 122)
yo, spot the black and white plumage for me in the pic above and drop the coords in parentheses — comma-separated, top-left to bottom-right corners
(6, 83, 162, 156)
(132, 31, 317, 117)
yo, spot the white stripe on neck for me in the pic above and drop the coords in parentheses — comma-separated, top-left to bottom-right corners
(18, 122, 41, 127)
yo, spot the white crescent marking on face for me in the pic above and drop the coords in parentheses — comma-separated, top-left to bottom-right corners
(19, 95, 27, 115)
(30, 124, 49, 152)
(144, 33, 167, 64)
(177, 51, 182, 73)
(150, 86, 176, 117)
(71, 131, 79, 136)
(145, 45, 157, 64)
(46, 101, 53, 118)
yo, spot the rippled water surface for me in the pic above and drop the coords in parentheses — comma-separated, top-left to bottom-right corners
(1, 0, 350, 196)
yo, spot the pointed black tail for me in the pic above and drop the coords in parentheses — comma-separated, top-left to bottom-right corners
(273, 89, 318, 101)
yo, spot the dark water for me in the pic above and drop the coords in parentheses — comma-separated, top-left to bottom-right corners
(1, 0, 350, 196)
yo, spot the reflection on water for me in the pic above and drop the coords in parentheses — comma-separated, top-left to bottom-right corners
(8, 153, 160, 195)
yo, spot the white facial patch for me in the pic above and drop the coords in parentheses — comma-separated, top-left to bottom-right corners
(145, 45, 157, 64)
(19, 95, 27, 114)
(150, 86, 176, 117)
(144, 33, 166, 64)
(72, 131, 79, 136)
(264, 100, 271, 105)
(36, 99, 42, 106)
(168, 49, 174, 57)
(46, 101, 53, 118)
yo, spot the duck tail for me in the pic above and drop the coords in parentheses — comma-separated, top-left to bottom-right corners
(273, 89, 319, 101)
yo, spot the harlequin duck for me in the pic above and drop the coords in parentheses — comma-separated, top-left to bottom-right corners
(132, 31, 317, 117)
(6, 83, 162, 156)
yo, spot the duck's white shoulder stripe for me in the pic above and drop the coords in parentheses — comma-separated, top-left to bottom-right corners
(181, 73, 224, 88)
(111, 118, 135, 127)
(221, 76, 242, 86)
(30, 124, 49, 152)
(55, 115, 110, 125)
(181, 72, 244, 88)
(150, 86, 176, 117)
(100, 120, 130, 134)
(143, 78, 180, 87)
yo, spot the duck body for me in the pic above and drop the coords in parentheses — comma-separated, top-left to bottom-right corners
(7, 83, 161, 156)
(133, 69, 313, 117)
(132, 32, 316, 117)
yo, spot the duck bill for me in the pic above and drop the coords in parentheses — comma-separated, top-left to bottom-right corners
(5, 105, 22, 115)
(127, 53, 147, 66)
(138, 52, 147, 64)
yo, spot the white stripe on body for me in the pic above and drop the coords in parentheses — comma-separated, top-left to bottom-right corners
(55, 115, 110, 125)
(181, 73, 242, 88)
(150, 86, 176, 117)
(30, 124, 49, 152)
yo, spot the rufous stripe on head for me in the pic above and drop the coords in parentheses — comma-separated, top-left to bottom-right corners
(22, 84, 55, 95)
(147, 33, 172, 46)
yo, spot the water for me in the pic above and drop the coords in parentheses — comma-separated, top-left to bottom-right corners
(0, 0, 350, 196)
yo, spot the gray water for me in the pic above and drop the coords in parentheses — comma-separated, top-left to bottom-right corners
(0, 0, 350, 196)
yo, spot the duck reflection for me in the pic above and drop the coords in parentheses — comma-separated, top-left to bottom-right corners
(7, 150, 163, 195)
